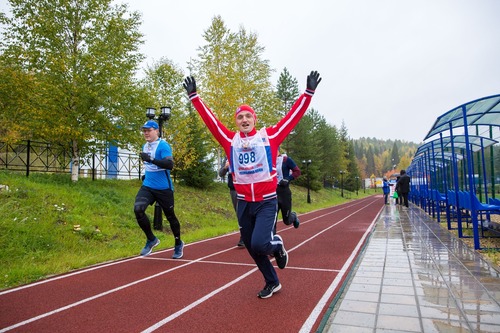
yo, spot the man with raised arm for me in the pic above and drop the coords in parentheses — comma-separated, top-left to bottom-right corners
(183, 71, 321, 299)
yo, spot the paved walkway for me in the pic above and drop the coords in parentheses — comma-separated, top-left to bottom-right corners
(321, 202, 500, 333)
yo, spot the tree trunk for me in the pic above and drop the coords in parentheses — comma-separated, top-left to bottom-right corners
(71, 140, 79, 182)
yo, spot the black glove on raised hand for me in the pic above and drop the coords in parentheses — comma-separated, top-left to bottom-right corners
(183, 76, 197, 95)
(279, 179, 289, 187)
(307, 71, 322, 91)
(140, 152, 152, 163)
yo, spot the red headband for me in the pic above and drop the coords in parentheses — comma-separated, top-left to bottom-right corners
(235, 105, 256, 120)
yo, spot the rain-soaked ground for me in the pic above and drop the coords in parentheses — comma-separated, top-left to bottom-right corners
(322, 201, 500, 333)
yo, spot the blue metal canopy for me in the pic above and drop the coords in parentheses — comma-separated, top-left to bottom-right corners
(424, 94, 500, 141)
(415, 135, 498, 156)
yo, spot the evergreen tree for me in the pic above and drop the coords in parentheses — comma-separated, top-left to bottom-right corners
(276, 67, 299, 111)
(345, 140, 361, 191)
(390, 141, 400, 168)
(366, 146, 376, 176)
(275, 67, 299, 153)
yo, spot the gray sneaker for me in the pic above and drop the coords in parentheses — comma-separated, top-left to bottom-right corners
(172, 241, 184, 259)
(140, 237, 160, 256)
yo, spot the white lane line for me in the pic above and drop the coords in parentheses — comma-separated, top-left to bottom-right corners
(0, 246, 237, 333)
(142, 198, 380, 332)
(0, 232, 240, 296)
(140, 268, 259, 333)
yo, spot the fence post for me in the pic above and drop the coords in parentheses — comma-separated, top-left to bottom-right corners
(26, 140, 31, 177)
(92, 153, 96, 181)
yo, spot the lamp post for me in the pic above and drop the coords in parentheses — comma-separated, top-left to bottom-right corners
(355, 176, 359, 196)
(302, 159, 312, 203)
(145, 106, 172, 230)
(147, 106, 171, 138)
(340, 170, 345, 197)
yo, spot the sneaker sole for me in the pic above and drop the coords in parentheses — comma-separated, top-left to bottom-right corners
(258, 284, 282, 299)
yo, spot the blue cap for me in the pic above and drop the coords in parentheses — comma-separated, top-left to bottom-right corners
(142, 120, 159, 129)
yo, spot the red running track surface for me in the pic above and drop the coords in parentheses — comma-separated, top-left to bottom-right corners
(0, 195, 383, 333)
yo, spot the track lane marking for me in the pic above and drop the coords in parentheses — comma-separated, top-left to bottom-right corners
(1, 196, 380, 333)
(0, 246, 238, 332)
(141, 197, 381, 332)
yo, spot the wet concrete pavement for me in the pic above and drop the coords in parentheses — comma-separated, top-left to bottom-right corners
(321, 201, 500, 333)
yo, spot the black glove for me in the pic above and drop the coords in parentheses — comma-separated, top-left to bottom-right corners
(279, 179, 289, 187)
(140, 152, 152, 162)
(307, 71, 322, 91)
(183, 76, 197, 95)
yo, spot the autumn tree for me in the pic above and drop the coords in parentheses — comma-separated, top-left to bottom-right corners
(0, 0, 144, 181)
(188, 15, 280, 168)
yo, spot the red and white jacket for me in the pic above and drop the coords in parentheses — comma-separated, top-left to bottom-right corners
(188, 90, 315, 202)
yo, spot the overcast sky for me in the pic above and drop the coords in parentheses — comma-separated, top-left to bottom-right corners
(3, 0, 500, 143)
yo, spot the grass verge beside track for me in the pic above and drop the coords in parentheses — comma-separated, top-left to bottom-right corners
(0, 170, 373, 290)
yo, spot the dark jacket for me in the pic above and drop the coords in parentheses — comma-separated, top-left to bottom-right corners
(396, 174, 410, 194)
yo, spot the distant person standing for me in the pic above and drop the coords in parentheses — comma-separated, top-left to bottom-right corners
(275, 151, 301, 233)
(396, 170, 411, 208)
(218, 158, 244, 247)
(134, 120, 184, 258)
(382, 176, 390, 205)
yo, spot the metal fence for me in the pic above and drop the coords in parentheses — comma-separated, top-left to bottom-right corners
(0, 140, 142, 180)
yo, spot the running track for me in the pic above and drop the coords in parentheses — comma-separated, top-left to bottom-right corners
(0, 195, 382, 333)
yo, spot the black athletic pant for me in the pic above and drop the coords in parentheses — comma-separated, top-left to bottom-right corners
(274, 184, 298, 234)
(134, 186, 181, 244)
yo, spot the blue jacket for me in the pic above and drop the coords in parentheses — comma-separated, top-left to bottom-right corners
(382, 180, 390, 194)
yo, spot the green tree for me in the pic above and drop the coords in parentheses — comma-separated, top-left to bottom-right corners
(390, 141, 400, 169)
(288, 109, 342, 191)
(140, 57, 212, 180)
(0, 0, 145, 181)
(338, 121, 350, 172)
(276, 67, 299, 114)
(0, 60, 38, 142)
(275, 67, 299, 153)
(345, 140, 361, 191)
(366, 145, 376, 176)
(188, 15, 279, 168)
(175, 108, 215, 188)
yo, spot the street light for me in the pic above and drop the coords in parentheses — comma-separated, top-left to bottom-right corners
(302, 159, 312, 203)
(145, 106, 172, 230)
(355, 176, 359, 196)
(340, 170, 345, 197)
